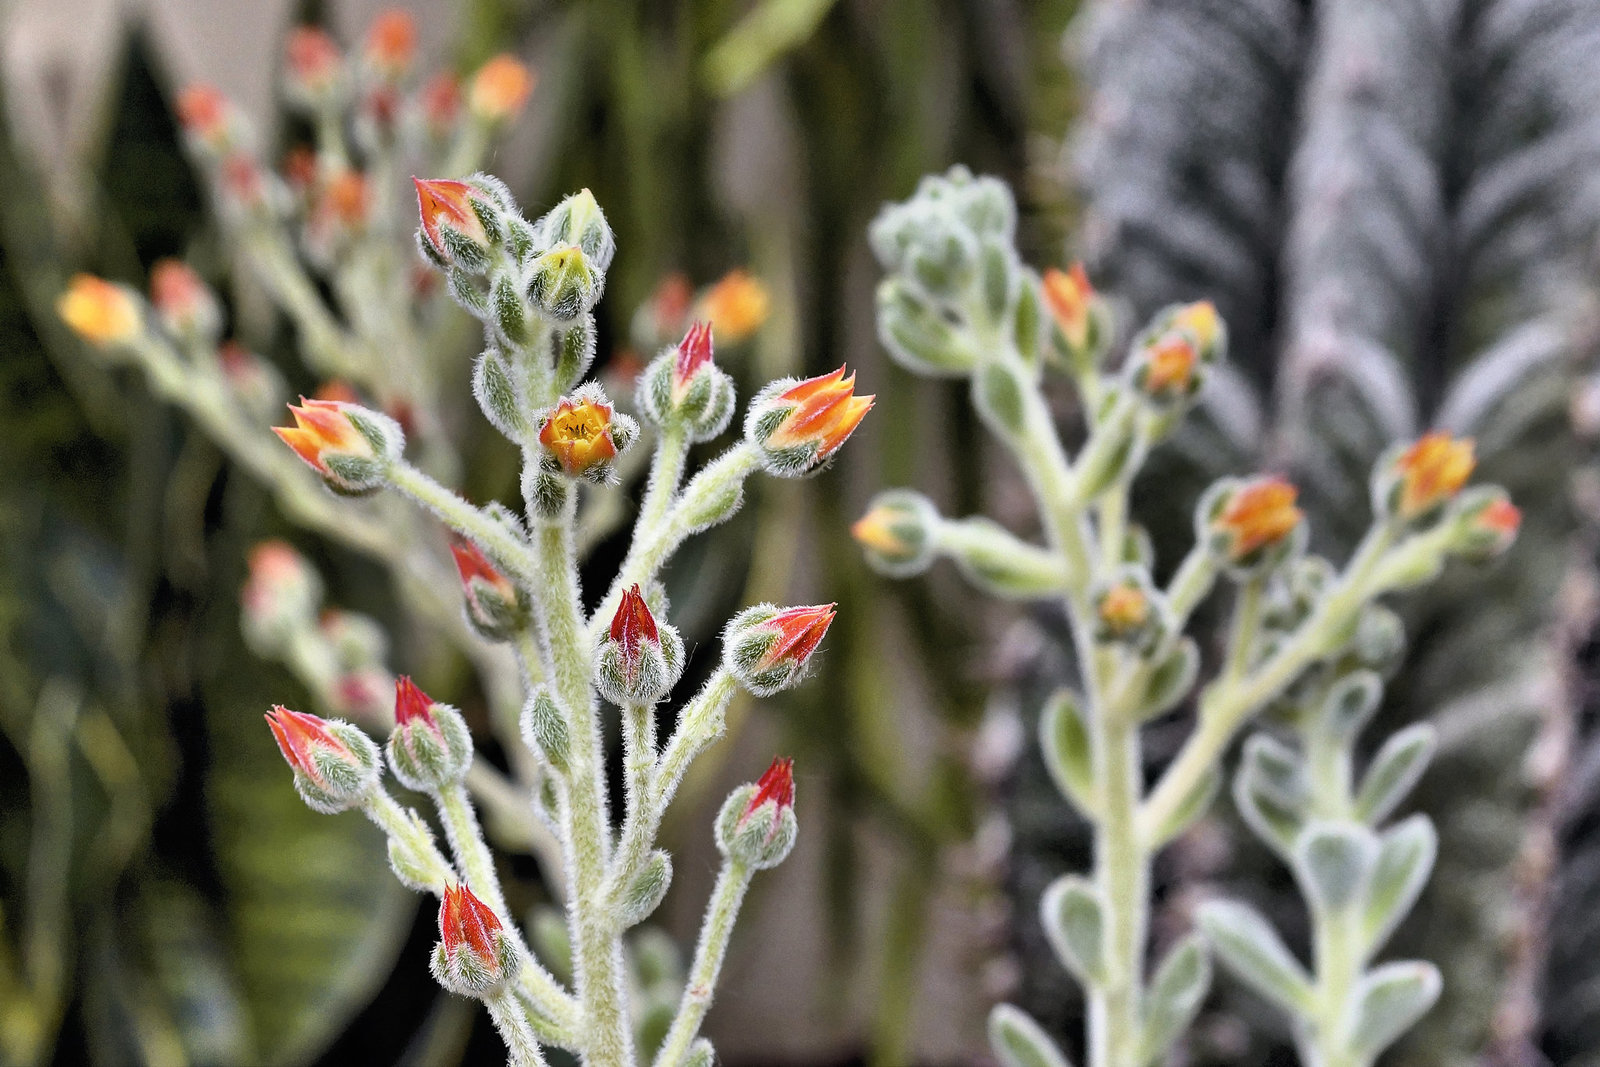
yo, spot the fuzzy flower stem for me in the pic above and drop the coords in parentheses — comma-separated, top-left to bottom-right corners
(606, 671, 738, 906)
(388, 462, 542, 593)
(361, 790, 454, 891)
(1222, 576, 1267, 686)
(652, 859, 752, 1067)
(590, 444, 763, 643)
(529, 506, 633, 1067)
(634, 424, 690, 542)
(1138, 524, 1397, 843)
(486, 986, 551, 1067)
(621, 703, 656, 829)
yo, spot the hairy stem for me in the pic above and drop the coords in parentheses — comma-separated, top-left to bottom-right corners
(653, 860, 752, 1067)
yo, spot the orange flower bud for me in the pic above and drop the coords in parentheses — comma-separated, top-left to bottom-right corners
(724, 603, 835, 696)
(57, 274, 140, 347)
(1140, 335, 1198, 397)
(413, 177, 492, 266)
(265, 704, 380, 812)
(1042, 263, 1094, 350)
(1172, 300, 1221, 356)
(1393, 432, 1475, 520)
(696, 269, 769, 342)
(273, 398, 396, 493)
(468, 54, 534, 123)
(538, 394, 620, 478)
(450, 538, 527, 640)
(1212, 477, 1303, 563)
(748, 367, 874, 476)
(364, 10, 417, 76)
(322, 170, 370, 227)
(1096, 582, 1150, 637)
(149, 258, 219, 340)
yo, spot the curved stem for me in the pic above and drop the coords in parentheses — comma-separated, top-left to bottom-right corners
(652, 860, 752, 1067)
(486, 986, 551, 1067)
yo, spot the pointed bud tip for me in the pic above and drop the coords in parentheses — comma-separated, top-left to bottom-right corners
(747, 756, 796, 815)
(394, 675, 435, 726)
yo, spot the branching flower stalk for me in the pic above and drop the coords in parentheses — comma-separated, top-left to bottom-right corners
(256, 170, 863, 1066)
(856, 169, 1522, 1067)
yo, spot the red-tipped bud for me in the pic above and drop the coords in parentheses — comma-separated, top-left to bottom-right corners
(432, 883, 518, 996)
(388, 676, 473, 790)
(723, 603, 835, 696)
(636, 321, 736, 441)
(716, 756, 799, 869)
(285, 26, 343, 101)
(450, 539, 528, 640)
(364, 10, 417, 77)
(420, 74, 461, 135)
(1091, 570, 1165, 650)
(468, 55, 534, 124)
(177, 84, 234, 148)
(264, 705, 380, 813)
(241, 539, 321, 642)
(57, 274, 140, 347)
(646, 272, 693, 340)
(594, 585, 684, 706)
(273, 398, 399, 494)
(149, 259, 221, 343)
(1447, 487, 1521, 561)
(745, 366, 874, 476)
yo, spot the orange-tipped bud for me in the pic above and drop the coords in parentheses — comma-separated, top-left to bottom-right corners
(264, 705, 379, 813)
(57, 275, 140, 347)
(149, 259, 220, 342)
(852, 490, 939, 577)
(364, 10, 417, 76)
(636, 321, 737, 441)
(468, 54, 534, 123)
(1389, 432, 1476, 521)
(1042, 263, 1095, 351)
(673, 322, 715, 398)
(746, 367, 874, 476)
(413, 177, 494, 269)
(696, 269, 769, 342)
(724, 603, 835, 696)
(450, 538, 528, 640)
(1448, 488, 1521, 561)
(273, 398, 397, 494)
(1138, 335, 1199, 398)
(716, 756, 799, 868)
(1096, 582, 1150, 637)
(432, 883, 518, 996)
(595, 585, 684, 706)
(1209, 476, 1304, 569)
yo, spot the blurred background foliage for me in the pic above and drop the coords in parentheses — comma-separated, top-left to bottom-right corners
(3, 0, 1599, 1065)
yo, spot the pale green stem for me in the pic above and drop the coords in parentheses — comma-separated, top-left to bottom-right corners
(606, 672, 738, 905)
(246, 228, 365, 379)
(1098, 483, 1129, 573)
(436, 785, 579, 1043)
(388, 462, 542, 588)
(486, 986, 551, 1067)
(1221, 577, 1267, 686)
(529, 507, 633, 1067)
(590, 445, 763, 644)
(634, 425, 690, 542)
(652, 860, 752, 1067)
(622, 703, 656, 826)
(314, 103, 350, 170)
(1304, 727, 1361, 1067)
(931, 519, 1072, 594)
(1138, 525, 1397, 842)
(361, 790, 455, 892)
(1166, 546, 1219, 625)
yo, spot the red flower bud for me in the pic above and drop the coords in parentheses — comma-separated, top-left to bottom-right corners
(177, 84, 232, 146)
(389, 676, 473, 789)
(413, 177, 492, 266)
(672, 322, 714, 397)
(149, 259, 220, 341)
(265, 704, 380, 812)
(450, 538, 527, 640)
(724, 603, 835, 696)
(611, 584, 659, 659)
(395, 675, 436, 727)
(364, 10, 417, 76)
(716, 756, 800, 869)
(432, 883, 518, 995)
(743, 756, 795, 820)
(286, 26, 342, 97)
(595, 585, 683, 705)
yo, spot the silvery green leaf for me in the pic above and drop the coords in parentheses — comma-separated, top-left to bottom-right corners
(988, 1003, 1073, 1067)
(1041, 875, 1106, 986)
(1362, 815, 1436, 957)
(1137, 638, 1199, 721)
(617, 850, 672, 928)
(1146, 765, 1219, 850)
(1138, 934, 1211, 1067)
(1233, 755, 1304, 858)
(1196, 900, 1315, 1017)
(683, 1038, 715, 1067)
(1318, 669, 1383, 742)
(1040, 688, 1095, 816)
(1293, 821, 1379, 914)
(1346, 961, 1441, 1060)
(1354, 723, 1435, 823)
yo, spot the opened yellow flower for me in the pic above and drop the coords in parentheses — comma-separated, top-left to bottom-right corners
(539, 395, 618, 476)
(1214, 477, 1302, 561)
(697, 270, 769, 342)
(58, 275, 140, 346)
(1395, 432, 1475, 519)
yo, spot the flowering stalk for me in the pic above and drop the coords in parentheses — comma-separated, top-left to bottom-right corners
(861, 169, 1518, 1067)
(231, 166, 862, 1064)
